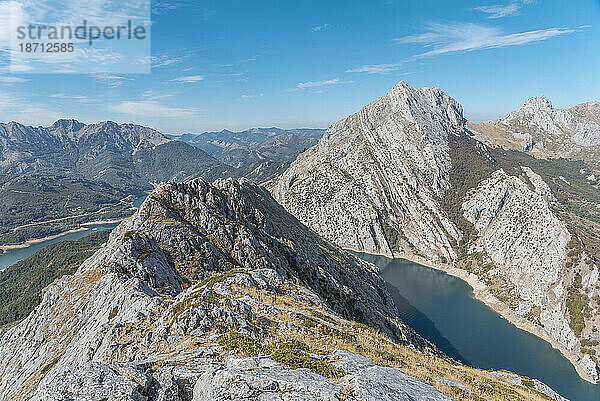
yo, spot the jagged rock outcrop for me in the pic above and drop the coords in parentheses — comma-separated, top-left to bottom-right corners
(462, 169, 580, 353)
(272, 81, 463, 261)
(0, 178, 432, 400)
(468, 97, 600, 164)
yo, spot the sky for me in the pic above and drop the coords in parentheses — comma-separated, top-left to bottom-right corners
(0, 0, 598, 133)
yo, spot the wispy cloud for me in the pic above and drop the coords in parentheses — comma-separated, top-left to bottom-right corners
(170, 75, 204, 83)
(296, 77, 353, 90)
(471, 0, 536, 19)
(0, 76, 29, 85)
(108, 100, 200, 117)
(346, 63, 404, 74)
(93, 74, 133, 88)
(50, 93, 89, 100)
(140, 89, 173, 100)
(472, 4, 521, 18)
(311, 23, 330, 32)
(239, 93, 264, 100)
(395, 23, 578, 59)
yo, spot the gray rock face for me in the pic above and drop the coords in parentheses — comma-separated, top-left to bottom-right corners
(272, 81, 463, 260)
(0, 119, 169, 175)
(469, 97, 600, 158)
(462, 169, 580, 352)
(0, 177, 435, 400)
(193, 351, 453, 401)
(462, 169, 570, 307)
(500, 97, 600, 147)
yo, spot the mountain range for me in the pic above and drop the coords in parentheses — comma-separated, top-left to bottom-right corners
(0, 81, 598, 399)
(0, 122, 321, 246)
(173, 128, 324, 168)
(0, 120, 236, 190)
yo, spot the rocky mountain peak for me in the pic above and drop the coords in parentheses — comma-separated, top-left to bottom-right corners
(272, 81, 462, 260)
(51, 118, 85, 130)
(373, 80, 466, 129)
(520, 96, 554, 112)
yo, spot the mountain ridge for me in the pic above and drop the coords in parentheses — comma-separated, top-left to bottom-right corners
(0, 177, 566, 401)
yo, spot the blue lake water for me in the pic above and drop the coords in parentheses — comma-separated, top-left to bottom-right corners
(0, 194, 149, 271)
(358, 253, 600, 401)
(0, 223, 119, 270)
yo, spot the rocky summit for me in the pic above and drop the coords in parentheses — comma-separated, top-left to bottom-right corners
(0, 178, 563, 400)
(468, 97, 600, 165)
(272, 81, 600, 383)
(272, 81, 463, 261)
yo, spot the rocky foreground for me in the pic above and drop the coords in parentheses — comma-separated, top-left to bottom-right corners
(0, 178, 564, 400)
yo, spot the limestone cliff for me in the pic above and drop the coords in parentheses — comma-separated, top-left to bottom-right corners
(468, 97, 600, 170)
(272, 81, 463, 261)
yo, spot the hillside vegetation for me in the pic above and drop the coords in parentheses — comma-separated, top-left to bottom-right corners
(0, 230, 109, 326)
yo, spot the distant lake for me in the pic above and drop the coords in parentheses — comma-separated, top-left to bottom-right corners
(358, 253, 600, 401)
(0, 193, 149, 271)
(0, 223, 119, 271)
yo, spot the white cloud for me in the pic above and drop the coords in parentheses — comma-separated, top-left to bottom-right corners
(93, 74, 133, 87)
(170, 75, 204, 83)
(346, 63, 404, 74)
(0, 75, 29, 84)
(108, 100, 200, 118)
(472, 4, 521, 19)
(395, 23, 578, 59)
(50, 93, 89, 100)
(239, 93, 264, 100)
(311, 23, 330, 32)
(296, 77, 353, 90)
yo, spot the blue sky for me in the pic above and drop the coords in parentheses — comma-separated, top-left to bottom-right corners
(0, 0, 598, 133)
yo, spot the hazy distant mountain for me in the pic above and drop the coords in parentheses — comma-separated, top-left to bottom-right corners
(173, 127, 325, 168)
(0, 120, 236, 189)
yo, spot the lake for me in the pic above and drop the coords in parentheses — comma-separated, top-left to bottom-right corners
(358, 253, 600, 401)
(0, 223, 119, 271)
(0, 194, 149, 271)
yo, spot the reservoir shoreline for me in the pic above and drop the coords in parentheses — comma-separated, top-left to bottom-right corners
(0, 218, 125, 253)
(346, 247, 595, 384)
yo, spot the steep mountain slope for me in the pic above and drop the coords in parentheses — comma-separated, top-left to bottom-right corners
(0, 120, 235, 189)
(272, 81, 463, 261)
(468, 97, 600, 170)
(0, 230, 110, 326)
(273, 81, 600, 383)
(0, 178, 563, 401)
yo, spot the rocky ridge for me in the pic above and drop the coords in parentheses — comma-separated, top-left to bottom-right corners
(468, 97, 600, 167)
(0, 178, 563, 400)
